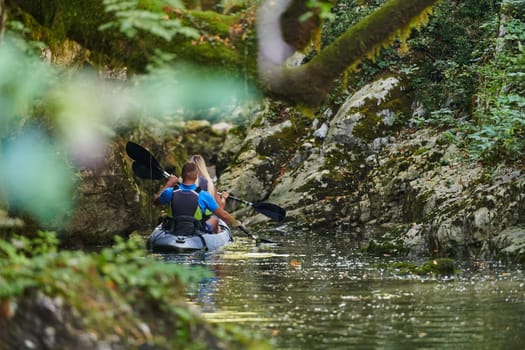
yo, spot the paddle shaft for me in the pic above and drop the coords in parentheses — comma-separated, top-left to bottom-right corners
(135, 168, 252, 206)
(236, 224, 274, 244)
(225, 194, 253, 206)
(131, 163, 250, 206)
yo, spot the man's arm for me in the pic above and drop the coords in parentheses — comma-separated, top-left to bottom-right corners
(213, 206, 236, 226)
(215, 191, 229, 209)
(213, 206, 245, 230)
(153, 175, 179, 206)
(200, 191, 242, 228)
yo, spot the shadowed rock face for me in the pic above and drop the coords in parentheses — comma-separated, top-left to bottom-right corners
(60, 139, 145, 247)
(0, 138, 146, 246)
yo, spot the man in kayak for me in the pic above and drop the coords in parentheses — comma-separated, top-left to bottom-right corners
(153, 162, 243, 234)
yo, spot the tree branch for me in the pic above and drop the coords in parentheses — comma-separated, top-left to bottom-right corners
(257, 0, 440, 106)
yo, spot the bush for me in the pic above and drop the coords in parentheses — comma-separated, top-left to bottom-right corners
(0, 231, 268, 349)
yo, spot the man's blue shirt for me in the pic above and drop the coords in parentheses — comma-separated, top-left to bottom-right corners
(158, 183, 218, 214)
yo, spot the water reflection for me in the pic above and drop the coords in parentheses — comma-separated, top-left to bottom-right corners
(159, 231, 525, 349)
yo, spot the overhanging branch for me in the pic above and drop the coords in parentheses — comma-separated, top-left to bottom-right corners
(257, 0, 440, 106)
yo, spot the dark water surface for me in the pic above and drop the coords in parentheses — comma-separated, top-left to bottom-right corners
(160, 230, 525, 349)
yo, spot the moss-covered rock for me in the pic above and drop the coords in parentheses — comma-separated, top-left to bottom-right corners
(218, 100, 310, 214)
(325, 76, 408, 149)
(9, 0, 257, 74)
(418, 258, 456, 276)
(364, 239, 407, 257)
(491, 227, 525, 264)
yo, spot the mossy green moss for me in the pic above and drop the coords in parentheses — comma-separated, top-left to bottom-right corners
(263, 0, 439, 105)
(186, 10, 239, 34)
(318, 145, 368, 196)
(10, 0, 257, 75)
(364, 238, 409, 257)
(181, 127, 226, 164)
(351, 110, 385, 142)
(414, 147, 430, 156)
(419, 258, 457, 276)
(350, 82, 411, 142)
(8, 1, 123, 70)
(251, 102, 311, 161)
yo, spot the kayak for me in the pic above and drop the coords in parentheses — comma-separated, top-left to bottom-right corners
(146, 218, 233, 253)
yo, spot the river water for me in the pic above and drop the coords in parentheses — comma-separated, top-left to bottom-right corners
(161, 229, 525, 349)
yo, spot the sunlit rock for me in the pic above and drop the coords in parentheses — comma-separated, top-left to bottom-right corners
(325, 76, 404, 150)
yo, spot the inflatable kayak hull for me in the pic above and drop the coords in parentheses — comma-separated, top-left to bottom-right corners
(147, 219, 233, 253)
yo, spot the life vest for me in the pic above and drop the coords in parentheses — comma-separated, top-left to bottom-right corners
(170, 187, 206, 234)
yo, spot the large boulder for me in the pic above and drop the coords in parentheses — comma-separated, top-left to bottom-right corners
(360, 128, 525, 261)
(61, 138, 146, 246)
(269, 76, 410, 228)
(326, 76, 405, 150)
(218, 101, 308, 219)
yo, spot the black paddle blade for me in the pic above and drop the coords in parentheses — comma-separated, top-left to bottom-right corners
(132, 161, 164, 180)
(252, 202, 286, 222)
(126, 141, 161, 169)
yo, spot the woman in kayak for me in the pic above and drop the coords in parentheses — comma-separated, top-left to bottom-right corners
(190, 154, 229, 208)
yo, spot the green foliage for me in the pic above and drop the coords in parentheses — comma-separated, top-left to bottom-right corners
(324, 0, 525, 166)
(396, 0, 525, 165)
(0, 36, 53, 128)
(322, 0, 497, 112)
(322, 0, 385, 46)
(321, 0, 390, 89)
(321, 0, 435, 99)
(406, 0, 499, 114)
(364, 238, 408, 257)
(411, 108, 472, 137)
(100, 0, 200, 41)
(0, 27, 255, 225)
(0, 231, 241, 348)
(4, 20, 48, 53)
(467, 0, 525, 164)
(300, 0, 335, 22)
(0, 231, 211, 298)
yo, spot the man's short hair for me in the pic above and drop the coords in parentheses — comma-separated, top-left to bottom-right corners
(181, 162, 198, 181)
